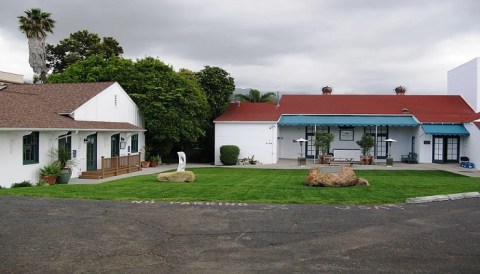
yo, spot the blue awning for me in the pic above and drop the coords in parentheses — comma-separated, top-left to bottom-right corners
(421, 124, 470, 136)
(278, 115, 419, 126)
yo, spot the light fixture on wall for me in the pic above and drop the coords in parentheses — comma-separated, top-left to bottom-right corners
(120, 137, 125, 141)
(83, 138, 89, 143)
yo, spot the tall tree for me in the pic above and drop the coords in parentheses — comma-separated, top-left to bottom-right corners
(18, 8, 55, 82)
(235, 89, 276, 103)
(46, 30, 124, 73)
(195, 66, 235, 162)
(196, 66, 235, 121)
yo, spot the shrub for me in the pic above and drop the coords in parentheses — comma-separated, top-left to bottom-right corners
(37, 180, 46, 187)
(40, 163, 63, 176)
(356, 134, 375, 156)
(220, 145, 240, 165)
(12, 181, 33, 188)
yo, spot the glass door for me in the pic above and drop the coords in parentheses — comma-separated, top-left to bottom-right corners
(433, 136, 459, 163)
(86, 134, 97, 171)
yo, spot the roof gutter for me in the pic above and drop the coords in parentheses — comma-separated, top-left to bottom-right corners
(0, 128, 146, 132)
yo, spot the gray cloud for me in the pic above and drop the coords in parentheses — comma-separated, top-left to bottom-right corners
(1, 0, 479, 93)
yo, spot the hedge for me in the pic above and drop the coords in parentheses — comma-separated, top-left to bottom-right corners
(220, 145, 240, 165)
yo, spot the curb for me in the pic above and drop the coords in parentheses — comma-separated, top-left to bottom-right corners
(406, 192, 480, 204)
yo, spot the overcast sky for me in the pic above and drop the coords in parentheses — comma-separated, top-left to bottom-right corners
(1, 0, 479, 94)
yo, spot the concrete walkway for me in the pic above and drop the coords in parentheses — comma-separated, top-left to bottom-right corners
(70, 159, 480, 185)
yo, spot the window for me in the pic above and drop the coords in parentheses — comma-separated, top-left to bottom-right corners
(58, 132, 72, 156)
(131, 134, 139, 153)
(114, 94, 118, 107)
(23, 132, 39, 164)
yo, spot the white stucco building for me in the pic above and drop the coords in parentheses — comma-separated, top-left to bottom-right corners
(0, 82, 145, 187)
(215, 59, 480, 168)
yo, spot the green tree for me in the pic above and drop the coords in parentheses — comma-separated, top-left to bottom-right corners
(46, 55, 133, 83)
(46, 30, 124, 73)
(18, 8, 55, 82)
(235, 89, 276, 102)
(196, 66, 235, 121)
(194, 66, 235, 162)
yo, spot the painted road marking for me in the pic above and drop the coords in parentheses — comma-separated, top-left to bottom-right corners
(334, 204, 404, 210)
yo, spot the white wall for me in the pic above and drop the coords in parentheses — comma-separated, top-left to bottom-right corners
(0, 130, 146, 188)
(277, 126, 306, 158)
(73, 83, 144, 127)
(0, 131, 75, 188)
(388, 127, 416, 161)
(448, 57, 480, 112)
(215, 123, 277, 165)
(462, 123, 480, 168)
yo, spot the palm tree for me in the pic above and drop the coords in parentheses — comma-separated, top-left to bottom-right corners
(235, 89, 276, 102)
(18, 8, 55, 83)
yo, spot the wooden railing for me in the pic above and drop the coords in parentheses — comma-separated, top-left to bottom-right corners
(101, 153, 142, 178)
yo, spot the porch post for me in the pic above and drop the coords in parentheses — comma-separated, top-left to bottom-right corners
(116, 156, 119, 175)
(127, 153, 131, 173)
(101, 156, 105, 179)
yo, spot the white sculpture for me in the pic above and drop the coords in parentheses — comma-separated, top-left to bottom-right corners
(177, 151, 186, 172)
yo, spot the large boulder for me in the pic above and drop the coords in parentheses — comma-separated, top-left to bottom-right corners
(157, 171, 195, 183)
(305, 166, 369, 187)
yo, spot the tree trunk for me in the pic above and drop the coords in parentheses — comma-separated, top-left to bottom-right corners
(28, 37, 47, 80)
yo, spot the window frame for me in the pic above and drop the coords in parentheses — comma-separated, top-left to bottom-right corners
(131, 134, 139, 153)
(23, 132, 39, 165)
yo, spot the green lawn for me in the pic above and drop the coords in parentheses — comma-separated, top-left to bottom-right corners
(1, 168, 479, 204)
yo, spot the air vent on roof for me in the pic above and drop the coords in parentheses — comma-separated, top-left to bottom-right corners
(322, 86, 333, 95)
(395, 86, 406, 95)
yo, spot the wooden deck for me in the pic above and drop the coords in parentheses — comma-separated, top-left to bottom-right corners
(79, 153, 142, 179)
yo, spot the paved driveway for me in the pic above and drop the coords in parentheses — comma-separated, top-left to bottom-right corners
(0, 196, 479, 273)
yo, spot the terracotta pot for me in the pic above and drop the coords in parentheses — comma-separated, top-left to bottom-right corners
(141, 161, 150, 168)
(150, 161, 158, 167)
(41, 175, 57, 185)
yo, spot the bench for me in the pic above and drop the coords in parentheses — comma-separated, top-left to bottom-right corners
(401, 152, 417, 164)
(332, 149, 361, 164)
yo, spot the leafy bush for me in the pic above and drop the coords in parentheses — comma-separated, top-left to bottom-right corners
(356, 134, 375, 156)
(40, 163, 63, 176)
(220, 145, 240, 165)
(37, 180, 46, 187)
(12, 181, 33, 188)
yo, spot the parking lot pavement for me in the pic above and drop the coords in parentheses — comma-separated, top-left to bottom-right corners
(0, 196, 479, 273)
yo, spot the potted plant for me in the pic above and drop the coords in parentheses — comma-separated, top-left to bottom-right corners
(141, 160, 150, 168)
(51, 147, 74, 184)
(39, 163, 62, 185)
(356, 134, 375, 165)
(149, 155, 161, 167)
(314, 132, 335, 164)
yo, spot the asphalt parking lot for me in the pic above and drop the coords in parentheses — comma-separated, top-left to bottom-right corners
(0, 196, 479, 273)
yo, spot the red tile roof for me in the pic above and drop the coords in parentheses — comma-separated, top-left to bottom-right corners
(215, 94, 478, 123)
(0, 82, 142, 131)
(215, 102, 281, 122)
